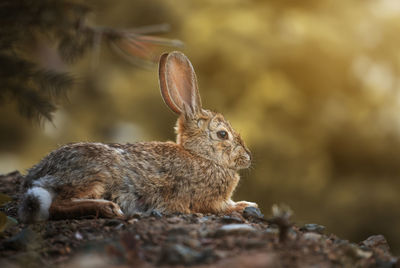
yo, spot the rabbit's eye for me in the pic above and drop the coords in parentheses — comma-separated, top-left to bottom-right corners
(217, 130, 228, 140)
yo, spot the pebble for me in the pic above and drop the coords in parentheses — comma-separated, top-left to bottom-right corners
(183, 238, 201, 248)
(265, 227, 279, 235)
(74, 231, 83, 240)
(333, 239, 349, 245)
(360, 235, 390, 252)
(159, 244, 210, 265)
(340, 243, 372, 260)
(303, 232, 322, 241)
(115, 223, 125, 230)
(167, 216, 181, 224)
(198, 226, 210, 238)
(300, 223, 326, 234)
(168, 227, 189, 236)
(243, 207, 264, 219)
(355, 248, 373, 259)
(150, 210, 163, 219)
(220, 215, 243, 224)
(216, 224, 256, 236)
(103, 219, 123, 227)
(198, 216, 210, 223)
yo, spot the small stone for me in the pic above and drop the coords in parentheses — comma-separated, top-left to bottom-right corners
(300, 223, 325, 234)
(183, 238, 201, 248)
(167, 216, 181, 224)
(214, 250, 228, 259)
(150, 210, 163, 219)
(198, 216, 210, 223)
(360, 235, 390, 252)
(216, 224, 256, 236)
(243, 207, 264, 219)
(74, 231, 83, 240)
(265, 226, 279, 235)
(159, 244, 207, 265)
(168, 227, 189, 236)
(355, 248, 373, 259)
(103, 219, 123, 227)
(171, 212, 184, 217)
(115, 223, 124, 230)
(198, 226, 210, 238)
(333, 239, 349, 245)
(336, 242, 367, 260)
(220, 215, 243, 224)
(303, 232, 322, 241)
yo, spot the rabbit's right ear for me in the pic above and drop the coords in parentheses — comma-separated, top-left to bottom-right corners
(159, 51, 202, 116)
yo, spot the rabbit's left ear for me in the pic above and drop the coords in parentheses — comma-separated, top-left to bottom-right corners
(159, 51, 202, 116)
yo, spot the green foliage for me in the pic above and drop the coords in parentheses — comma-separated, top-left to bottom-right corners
(0, 0, 182, 122)
(0, 0, 87, 122)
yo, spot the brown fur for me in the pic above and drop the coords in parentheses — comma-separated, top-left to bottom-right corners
(49, 199, 124, 220)
(18, 51, 257, 222)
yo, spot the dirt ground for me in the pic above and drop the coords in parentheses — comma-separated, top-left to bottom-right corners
(0, 171, 398, 267)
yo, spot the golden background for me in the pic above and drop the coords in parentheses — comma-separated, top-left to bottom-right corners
(1, 0, 400, 253)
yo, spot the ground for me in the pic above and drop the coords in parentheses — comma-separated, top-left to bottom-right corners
(0, 171, 398, 267)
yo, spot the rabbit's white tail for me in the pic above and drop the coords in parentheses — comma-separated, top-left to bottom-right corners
(18, 186, 53, 223)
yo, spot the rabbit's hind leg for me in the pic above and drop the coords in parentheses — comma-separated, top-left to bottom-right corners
(49, 198, 124, 220)
(49, 180, 124, 220)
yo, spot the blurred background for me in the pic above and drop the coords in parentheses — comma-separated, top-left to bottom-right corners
(1, 0, 400, 254)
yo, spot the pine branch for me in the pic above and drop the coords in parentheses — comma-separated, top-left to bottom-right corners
(6, 85, 56, 123)
(0, 0, 183, 123)
(34, 70, 74, 99)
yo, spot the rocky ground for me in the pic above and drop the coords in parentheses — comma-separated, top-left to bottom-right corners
(0, 171, 398, 267)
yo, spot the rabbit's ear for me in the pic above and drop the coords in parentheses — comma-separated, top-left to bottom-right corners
(159, 51, 202, 115)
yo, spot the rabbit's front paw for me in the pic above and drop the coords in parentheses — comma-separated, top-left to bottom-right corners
(224, 200, 258, 214)
(234, 201, 258, 212)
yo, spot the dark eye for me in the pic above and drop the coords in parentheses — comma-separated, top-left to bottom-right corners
(217, 130, 228, 140)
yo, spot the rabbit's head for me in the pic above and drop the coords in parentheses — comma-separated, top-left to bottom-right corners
(159, 51, 251, 170)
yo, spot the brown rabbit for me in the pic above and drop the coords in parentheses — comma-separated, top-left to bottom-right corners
(18, 51, 257, 223)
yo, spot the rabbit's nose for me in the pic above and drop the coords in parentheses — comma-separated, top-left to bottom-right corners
(244, 148, 252, 161)
(245, 151, 252, 162)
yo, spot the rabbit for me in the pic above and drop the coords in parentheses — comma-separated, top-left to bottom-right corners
(18, 51, 257, 223)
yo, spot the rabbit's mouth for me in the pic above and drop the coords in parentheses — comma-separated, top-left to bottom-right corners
(235, 152, 252, 170)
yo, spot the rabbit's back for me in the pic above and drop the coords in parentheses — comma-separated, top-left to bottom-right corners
(23, 141, 220, 193)
(23, 142, 127, 189)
